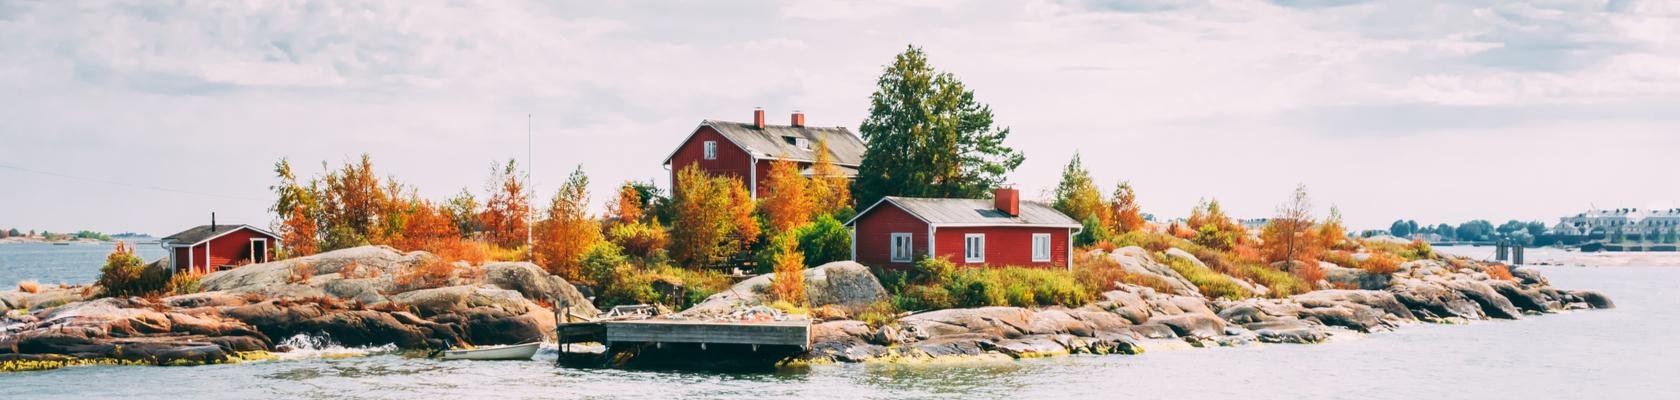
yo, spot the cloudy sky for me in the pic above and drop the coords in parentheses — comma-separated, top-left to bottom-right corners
(2, 0, 1677, 236)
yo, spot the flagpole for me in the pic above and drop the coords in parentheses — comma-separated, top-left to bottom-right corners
(526, 113, 533, 262)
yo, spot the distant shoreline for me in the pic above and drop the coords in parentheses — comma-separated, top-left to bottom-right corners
(1528, 251, 1680, 268)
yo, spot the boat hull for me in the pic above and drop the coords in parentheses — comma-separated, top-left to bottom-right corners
(441, 342, 540, 361)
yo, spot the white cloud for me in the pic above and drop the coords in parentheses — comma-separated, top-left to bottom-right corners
(1, 0, 1678, 235)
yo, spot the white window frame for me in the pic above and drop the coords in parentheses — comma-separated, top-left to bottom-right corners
(703, 141, 717, 160)
(964, 233, 985, 263)
(1032, 233, 1051, 262)
(889, 232, 913, 262)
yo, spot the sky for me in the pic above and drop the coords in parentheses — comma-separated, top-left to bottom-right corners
(1, 0, 1678, 236)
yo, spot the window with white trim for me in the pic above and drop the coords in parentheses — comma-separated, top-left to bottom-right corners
(964, 234, 985, 263)
(890, 233, 913, 262)
(1032, 233, 1051, 262)
(703, 141, 717, 160)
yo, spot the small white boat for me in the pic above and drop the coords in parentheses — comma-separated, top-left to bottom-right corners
(439, 342, 541, 361)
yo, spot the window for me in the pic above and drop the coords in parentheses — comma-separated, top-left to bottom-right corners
(703, 141, 717, 160)
(782, 136, 811, 150)
(1032, 233, 1051, 262)
(964, 234, 985, 263)
(890, 233, 913, 262)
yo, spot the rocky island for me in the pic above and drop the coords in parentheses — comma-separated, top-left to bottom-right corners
(1, 242, 1612, 372)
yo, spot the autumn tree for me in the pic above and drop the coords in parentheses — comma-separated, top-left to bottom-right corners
(1188, 198, 1245, 250)
(769, 239, 807, 305)
(854, 45, 1025, 206)
(761, 159, 815, 233)
(1319, 205, 1348, 250)
(444, 188, 482, 237)
(480, 159, 530, 249)
(670, 165, 760, 267)
(1052, 152, 1108, 226)
(270, 158, 321, 257)
(807, 138, 852, 217)
(1110, 181, 1144, 233)
(1260, 184, 1320, 265)
(394, 198, 460, 254)
(533, 166, 602, 281)
(606, 183, 645, 224)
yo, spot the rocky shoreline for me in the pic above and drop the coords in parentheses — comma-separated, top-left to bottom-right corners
(794, 248, 1613, 363)
(2, 245, 1613, 372)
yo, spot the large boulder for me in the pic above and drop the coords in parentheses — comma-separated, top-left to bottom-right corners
(1145, 313, 1225, 339)
(201, 246, 423, 292)
(1103, 247, 1202, 297)
(482, 262, 597, 317)
(1388, 277, 1485, 321)
(899, 307, 1034, 339)
(1320, 261, 1391, 290)
(804, 261, 889, 312)
(680, 261, 889, 318)
(386, 285, 530, 317)
(1292, 290, 1416, 321)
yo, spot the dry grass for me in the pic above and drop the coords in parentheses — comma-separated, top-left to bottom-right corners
(1073, 250, 1180, 295)
(1362, 252, 1403, 275)
(17, 280, 40, 294)
(1486, 265, 1515, 281)
(287, 262, 314, 284)
(395, 257, 456, 290)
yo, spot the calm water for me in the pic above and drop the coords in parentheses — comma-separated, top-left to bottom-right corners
(0, 242, 167, 286)
(2, 246, 1677, 399)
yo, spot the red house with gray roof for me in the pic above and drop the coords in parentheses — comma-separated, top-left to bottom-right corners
(662, 108, 865, 198)
(847, 188, 1082, 270)
(159, 217, 278, 275)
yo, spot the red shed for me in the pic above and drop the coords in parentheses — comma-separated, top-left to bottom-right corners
(159, 221, 279, 275)
(847, 188, 1082, 270)
(662, 108, 865, 199)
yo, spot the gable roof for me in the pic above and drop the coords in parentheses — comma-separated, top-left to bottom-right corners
(160, 225, 278, 246)
(847, 196, 1082, 228)
(663, 120, 866, 167)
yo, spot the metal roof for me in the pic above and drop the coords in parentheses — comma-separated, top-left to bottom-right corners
(850, 196, 1081, 228)
(160, 224, 278, 246)
(664, 120, 866, 168)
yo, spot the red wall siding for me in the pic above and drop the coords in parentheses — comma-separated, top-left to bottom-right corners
(933, 226, 1071, 269)
(173, 247, 190, 271)
(177, 228, 275, 273)
(669, 126, 755, 195)
(852, 204, 930, 270)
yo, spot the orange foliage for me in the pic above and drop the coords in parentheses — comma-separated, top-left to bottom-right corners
(393, 199, 462, 253)
(1363, 252, 1403, 275)
(1230, 244, 1263, 264)
(1260, 218, 1320, 265)
(606, 183, 645, 224)
(395, 258, 457, 290)
(533, 166, 603, 280)
(807, 138, 853, 216)
(770, 240, 807, 305)
(1486, 265, 1515, 281)
(761, 159, 815, 233)
(1094, 240, 1119, 253)
(1110, 182, 1144, 233)
(17, 280, 40, 294)
(670, 165, 760, 267)
(318, 154, 408, 246)
(1318, 206, 1349, 250)
(1293, 260, 1325, 284)
(480, 159, 531, 249)
(279, 206, 319, 258)
(1169, 222, 1196, 239)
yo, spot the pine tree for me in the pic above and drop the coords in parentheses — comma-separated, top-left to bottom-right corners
(854, 45, 1024, 206)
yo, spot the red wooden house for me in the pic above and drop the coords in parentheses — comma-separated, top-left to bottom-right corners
(662, 108, 865, 198)
(847, 188, 1083, 270)
(159, 218, 279, 275)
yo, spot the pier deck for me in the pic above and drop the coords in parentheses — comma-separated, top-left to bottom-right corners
(557, 319, 811, 349)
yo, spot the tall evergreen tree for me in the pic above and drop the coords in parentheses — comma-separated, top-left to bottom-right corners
(853, 45, 1024, 205)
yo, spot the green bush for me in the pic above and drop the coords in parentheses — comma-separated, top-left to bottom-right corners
(165, 272, 203, 295)
(580, 241, 629, 286)
(596, 263, 730, 309)
(797, 215, 852, 266)
(754, 231, 800, 274)
(1074, 215, 1113, 247)
(1159, 252, 1250, 300)
(1192, 224, 1236, 251)
(855, 300, 900, 327)
(911, 256, 957, 286)
(892, 284, 954, 311)
(97, 243, 168, 297)
(1243, 264, 1309, 297)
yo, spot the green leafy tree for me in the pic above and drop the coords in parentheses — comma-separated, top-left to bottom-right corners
(1052, 152, 1107, 225)
(1389, 220, 1414, 238)
(853, 45, 1024, 206)
(797, 215, 852, 266)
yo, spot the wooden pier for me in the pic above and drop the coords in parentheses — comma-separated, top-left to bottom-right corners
(555, 318, 811, 369)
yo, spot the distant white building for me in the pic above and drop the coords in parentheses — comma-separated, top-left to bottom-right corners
(1555, 208, 1680, 236)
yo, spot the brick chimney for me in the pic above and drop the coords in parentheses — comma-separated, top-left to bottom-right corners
(791, 110, 805, 127)
(994, 187, 1019, 217)
(753, 107, 766, 129)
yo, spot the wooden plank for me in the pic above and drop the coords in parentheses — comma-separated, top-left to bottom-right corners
(603, 320, 810, 347)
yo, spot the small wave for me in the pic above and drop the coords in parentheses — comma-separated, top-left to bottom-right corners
(273, 334, 398, 360)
